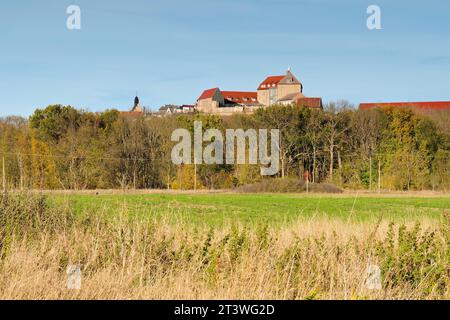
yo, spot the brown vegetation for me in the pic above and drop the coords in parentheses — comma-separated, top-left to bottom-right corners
(0, 194, 448, 300)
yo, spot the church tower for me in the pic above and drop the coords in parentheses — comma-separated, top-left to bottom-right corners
(131, 95, 144, 113)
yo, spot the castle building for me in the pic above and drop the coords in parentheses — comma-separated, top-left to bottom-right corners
(196, 70, 322, 114)
(195, 88, 260, 114)
(257, 69, 303, 106)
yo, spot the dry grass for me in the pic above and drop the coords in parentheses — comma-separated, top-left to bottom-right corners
(0, 193, 448, 300)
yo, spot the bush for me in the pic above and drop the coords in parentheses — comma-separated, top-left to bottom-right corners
(375, 222, 449, 296)
(0, 192, 73, 239)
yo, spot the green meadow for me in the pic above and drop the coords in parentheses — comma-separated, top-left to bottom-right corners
(49, 193, 450, 227)
(3, 191, 449, 299)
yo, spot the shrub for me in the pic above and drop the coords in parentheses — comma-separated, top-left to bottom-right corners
(375, 222, 449, 297)
(0, 192, 73, 238)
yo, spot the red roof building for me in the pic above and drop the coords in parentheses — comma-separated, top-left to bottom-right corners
(221, 91, 259, 105)
(197, 88, 220, 101)
(359, 101, 450, 111)
(296, 97, 323, 109)
(257, 76, 285, 90)
(195, 70, 322, 114)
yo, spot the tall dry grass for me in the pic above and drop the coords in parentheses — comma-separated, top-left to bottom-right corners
(0, 193, 448, 300)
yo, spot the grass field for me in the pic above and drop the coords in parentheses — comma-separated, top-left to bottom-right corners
(1, 191, 449, 299)
(50, 192, 450, 226)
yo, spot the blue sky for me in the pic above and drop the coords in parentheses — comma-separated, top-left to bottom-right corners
(0, 0, 449, 117)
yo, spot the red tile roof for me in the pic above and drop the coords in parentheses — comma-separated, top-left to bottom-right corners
(197, 88, 219, 101)
(221, 91, 258, 105)
(359, 101, 450, 110)
(296, 97, 323, 109)
(257, 76, 284, 90)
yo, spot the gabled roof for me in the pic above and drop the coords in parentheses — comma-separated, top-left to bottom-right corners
(279, 70, 301, 86)
(277, 93, 322, 108)
(221, 91, 258, 105)
(257, 76, 284, 90)
(197, 88, 220, 101)
(359, 101, 450, 110)
(159, 105, 179, 113)
(257, 70, 301, 90)
(296, 97, 323, 109)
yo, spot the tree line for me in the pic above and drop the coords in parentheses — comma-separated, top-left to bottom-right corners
(0, 102, 449, 191)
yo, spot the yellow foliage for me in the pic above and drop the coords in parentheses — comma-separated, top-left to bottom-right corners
(170, 164, 204, 190)
(31, 137, 59, 189)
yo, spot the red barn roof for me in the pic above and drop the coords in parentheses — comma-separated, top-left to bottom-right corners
(197, 88, 220, 101)
(359, 101, 450, 110)
(296, 97, 323, 109)
(257, 76, 285, 90)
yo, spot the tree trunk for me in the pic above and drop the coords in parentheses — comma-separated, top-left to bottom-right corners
(329, 144, 334, 181)
(2, 156, 5, 192)
(18, 154, 24, 190)
(133, 159, 137, 190)
(337, 150, 342, 170)
(312, 145, 316, 183)
(378, 159, 381, 193)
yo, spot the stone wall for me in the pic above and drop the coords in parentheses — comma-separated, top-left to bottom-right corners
(277, 84, 302, 101)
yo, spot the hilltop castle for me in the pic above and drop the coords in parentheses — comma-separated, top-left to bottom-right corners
(195, 69, 322, 115)
(122, 70, 322, 116)
(122, 70, 450, 117)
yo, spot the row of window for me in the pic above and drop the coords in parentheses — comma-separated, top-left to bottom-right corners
(260, 83, 277, 88)
(225, 97, 257, 102)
